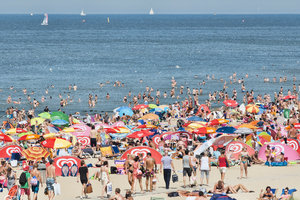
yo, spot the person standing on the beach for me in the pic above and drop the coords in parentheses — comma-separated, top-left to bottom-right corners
(20, 166, 31, 200)
(217, 151, 229, 182)
(144, 153, 156, 192)
(182, 149, 192, 188)
(100, 161, 110, 198)
(160, 150, 175, 189)
(90, 125, 97, 151)
(78, 160, 89, 199)
(46, 159, 56, 200)
(30, 163, 42, 200)
(199, 151, 211, 186)
(239, 147, 249, 179)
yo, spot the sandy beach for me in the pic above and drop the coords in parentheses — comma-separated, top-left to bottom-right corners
(1, 159, 300, 200)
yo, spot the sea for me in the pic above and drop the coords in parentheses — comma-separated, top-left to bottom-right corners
(0, 14, 299, 118)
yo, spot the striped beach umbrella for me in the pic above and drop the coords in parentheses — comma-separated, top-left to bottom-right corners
(22, 147, 50, 161)
(18, 134, 40, 141)
(193, 127, 216, 134)
(41, 138, 71, 149)
(246, 104, 259, 114)
(0, 133, 14, 142)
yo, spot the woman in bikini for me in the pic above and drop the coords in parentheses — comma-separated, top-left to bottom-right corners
(239, 147, 249, 179)
(259, 186, 274, 200)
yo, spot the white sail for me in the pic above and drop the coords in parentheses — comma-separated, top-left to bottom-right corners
(149, 8, 154, 15)
(41, 13, 48, 26)
(30, 13, 34, 16)
(107, 17, 110, 24)
(80, 10, 86, 16)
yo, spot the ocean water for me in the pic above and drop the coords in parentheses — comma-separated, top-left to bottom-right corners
(0, 14, 299, 117)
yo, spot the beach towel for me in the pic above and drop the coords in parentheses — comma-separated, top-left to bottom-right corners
(70, 164, 78, 177)
(61, 163, 69, 177)
(210, 194, 236, 200)
(100, 146, 113, 157)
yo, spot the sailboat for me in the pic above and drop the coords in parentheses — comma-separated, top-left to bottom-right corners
(41, 13, 48, 26)
(80, 10, 86, 16)
(149, 8, 154, 15)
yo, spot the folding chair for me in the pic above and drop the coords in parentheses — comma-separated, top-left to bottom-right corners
(281, 188, 297, 200)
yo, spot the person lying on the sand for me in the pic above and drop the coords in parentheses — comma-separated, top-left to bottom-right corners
(209, 180, 254, 194)
(178, 190, 208, 200)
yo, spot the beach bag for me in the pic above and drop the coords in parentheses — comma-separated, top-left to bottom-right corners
(61, 163, 69, 177)
(168, 192, 179, 197)
(44, 187, 48, 195)
(172, 173, 178, 183)
(107, 182, 113, 195)
(53, 183, 61, 195)
(30, 176, 38, 186)
(110, 166, 117, 174)
(85, 183, 93, 194)
(70, 164, 78, 177)
(19, 172, 27, 186)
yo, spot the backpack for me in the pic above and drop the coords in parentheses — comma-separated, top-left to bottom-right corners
(19, 172, 27, 186)
(30, 176, 38, 186)
(172, 173, 178, 183)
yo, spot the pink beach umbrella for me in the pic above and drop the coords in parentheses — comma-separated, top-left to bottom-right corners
(70, 123, 91, 137)
(258, 142, 300, 161)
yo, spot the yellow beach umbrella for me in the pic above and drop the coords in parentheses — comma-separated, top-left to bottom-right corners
(31, 117, 45, 126)
(141, 113, 159, 120)
(246, 104, 260, 114)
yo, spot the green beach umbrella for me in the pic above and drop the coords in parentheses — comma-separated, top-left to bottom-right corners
(149, 104, 158, 109)
(50, 111, 69, 122)
(38, 112, 51, 119)
(18, 131, 34, 138)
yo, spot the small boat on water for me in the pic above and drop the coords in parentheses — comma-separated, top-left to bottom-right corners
(80, 10, 86, 16)
(149, 8, 154, 15)
(41, 13, 48, 26)
(107, 17, 110, 23)
(30, 13, 34, 16)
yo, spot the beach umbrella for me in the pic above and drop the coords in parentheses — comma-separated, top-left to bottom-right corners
(6, 128, 27, 134)
(281, 139, 300, 155)
(18, 120, 28, 125)
(238, 124, 258, 129)
(38, 112, 51, 119)
(0, 145, 22, 158)
(41, 138, 72, 149)
(187, 122, 206, 129)
(141, 113, 159, 121)
(235, 127, 253, 135)
(21, 146, 50, 161)
(127, 130, 154, 139)
(193, 127, 216, 134)
(258, 142, 300, 161)
(121, 146, 162, 164)
(223, 100, 238, 107)
(46, 126, 59, 133)
(194, 138, 216, 156)
(283, 95, 296, 100)
(213, 135, 238, 146)
(43, 133, 57, 139)
(246, 104, 260, 114)
(132, 104, 149, 110)
(134, 124, 157, 129)
(118, 107, 134, 117)
(187, 116, 204, 122)
(50, 111, 69, 122)
(30, 117, 45, 126)
(0, 133, 14, 142)
(225, 141, 255, 160)
(18, 131, 34, 138)
(294, 123, 300, 129)
(62, 127, 76, 132)
(51, 119, 68, 126)
(148, 104, 158, 109)
(209, 119, 229, 126)
(18, 134, 40, 141)
(157, 105, 169, 111)
(113, 126, 131, 133)
(216, 127, 237, 134)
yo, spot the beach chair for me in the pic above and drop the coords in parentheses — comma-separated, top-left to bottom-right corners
(270, 188, 278, 200)
(112, 145, 121, 157)
(82, 148, 94, 158)
(100, 146, 114, 158)
(280, 188, 297, 200)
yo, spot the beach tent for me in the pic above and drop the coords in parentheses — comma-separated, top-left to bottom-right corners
(121, 146, 162, 164)
(258, 142, 300, 161)
(225, 141, 255, 160)
(0, 145, 22, 158)
(46, 156, 81, 176)
(280, 139, 300, 155)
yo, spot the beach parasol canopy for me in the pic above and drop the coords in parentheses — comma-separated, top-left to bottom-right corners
(216, 127, 237, 134)
(134, 124, 157, 129)
(50, 111, 69, 122)
(238, 124, 258, 129)
(246, 104, 260, 114)
(187, 116, 204, 122)
(258, 142, 300, 161)
(22, 146, 50, 161)
(148, 104, 158, 109)
(132, 104, 149, 110)
(41, 138, 71, 149)
(38, 112, 51, 119)
(234, 127, 253, 135)
(30, 117, 45, 126)
(18, 131, 33, 138)
(0, 145, 22, 158)
(0, 133, 14, 142)
(18, 134, 40, 141)
(280, 138, 300, 155)
(213, 135, 238, 146)
(193, 127, 216, 134)
(282, 95, 296, 100)
(141, 113, 159, 120)
(51, 119, 69, 126)
(225, 141, 255, 160)
(127, 130, 154, 139)
(223, 100, 238, 107)
(6, 128, 27, 134)
(121, 146, 162, 164)
(209, 119, 229, 126)
(118, 107, 134, 117)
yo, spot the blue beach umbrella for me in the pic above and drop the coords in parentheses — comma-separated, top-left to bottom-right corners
(187, 116, 204, 121)
(216, 127, 237, 134)
(51, 119, 68, 126)
(118, 108, 134, 117)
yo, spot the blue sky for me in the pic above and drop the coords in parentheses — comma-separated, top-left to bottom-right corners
(0, 0, 299, 14)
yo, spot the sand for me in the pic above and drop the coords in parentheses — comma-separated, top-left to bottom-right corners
(1, 159, 299, 200)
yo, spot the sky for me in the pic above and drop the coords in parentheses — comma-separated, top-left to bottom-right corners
(0, 0, 299, 14)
